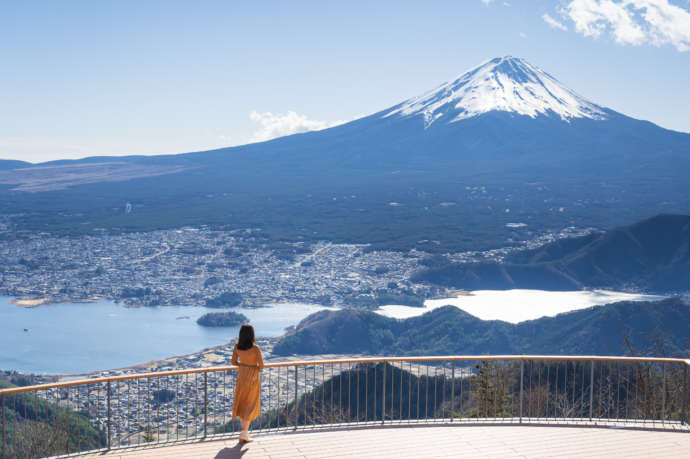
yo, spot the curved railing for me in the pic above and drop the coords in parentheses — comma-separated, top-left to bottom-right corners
(1, 355, 688, 458)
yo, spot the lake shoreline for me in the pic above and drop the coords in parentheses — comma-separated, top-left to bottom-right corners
(0, 297, 335, 375)
(9, 297, 48, 307)
(9, 296, 104, 308)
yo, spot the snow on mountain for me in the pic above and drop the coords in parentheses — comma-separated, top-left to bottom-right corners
(384, 56, 607, 127)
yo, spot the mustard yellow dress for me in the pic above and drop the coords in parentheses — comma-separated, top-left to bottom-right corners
(232, 344, 264, 421)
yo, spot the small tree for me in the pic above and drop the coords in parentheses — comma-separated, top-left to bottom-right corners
(473, 361, 514, 418)
(142, 424, 155, 443)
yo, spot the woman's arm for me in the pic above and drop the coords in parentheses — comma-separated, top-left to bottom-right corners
(231, 343, 239, 366)
(256, 345, 264, 371)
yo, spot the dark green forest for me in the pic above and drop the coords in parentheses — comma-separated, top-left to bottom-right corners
(0, 379, 105, 458)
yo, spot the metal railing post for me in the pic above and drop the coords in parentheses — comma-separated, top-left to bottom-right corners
(203, 373, 208, 438)
(660, 364, 665, 422)
(589, 360, 594, 421)
(294, 366, 299, 430)
(381, 363, 386, 424)
(1, 394, 5, 459)
(107, 381, 112, 449)
(682, 364, 688, 425)
(519, 360, 524, 423)
(589, 361, 594, 421)
(451, 361, 455, 422)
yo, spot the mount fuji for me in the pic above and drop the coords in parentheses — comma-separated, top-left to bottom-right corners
(385, 56, 607, 126)
(2, 56, 689, 251)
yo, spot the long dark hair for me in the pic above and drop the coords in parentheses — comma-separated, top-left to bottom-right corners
(236, 323, 255, 350)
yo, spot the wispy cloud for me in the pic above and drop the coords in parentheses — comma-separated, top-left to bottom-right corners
(248, 110, 348, 143)
(481, 0, 494, 5)
(564, 0, 690, 51)
(542, 13, 568, 31)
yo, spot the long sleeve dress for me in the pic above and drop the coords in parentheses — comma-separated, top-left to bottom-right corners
(231, 343, 264, 421)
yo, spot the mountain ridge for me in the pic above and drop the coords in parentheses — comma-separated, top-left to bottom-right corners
(413, 214, 690, 292)
(0, 159, 31, 170)
(273, 298, 690, 357)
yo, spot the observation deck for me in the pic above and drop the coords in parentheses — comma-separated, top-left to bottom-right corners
(84, 423, 690, 458)
(1, 355, 688, 458)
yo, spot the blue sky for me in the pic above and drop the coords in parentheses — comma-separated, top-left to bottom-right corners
(2, 0, 689, 163)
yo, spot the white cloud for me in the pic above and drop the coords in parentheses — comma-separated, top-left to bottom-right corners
(481, 0, 494, 5)
(542, 13, 569, 31)
(248, 110, 347, 143)
(564, 0, 690, 51)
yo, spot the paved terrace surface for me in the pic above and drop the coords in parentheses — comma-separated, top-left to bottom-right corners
(85, 424, 690, 459)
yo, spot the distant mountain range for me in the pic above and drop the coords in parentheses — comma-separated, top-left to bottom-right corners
(413, 214, 690, 292)
(0, 159, 30, 170)
(273, 298, 690, 357)
(2, 57, 690, 252)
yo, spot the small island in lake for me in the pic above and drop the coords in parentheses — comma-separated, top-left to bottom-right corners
(196, 311, 249, 327)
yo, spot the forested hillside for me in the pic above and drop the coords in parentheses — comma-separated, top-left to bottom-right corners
(273, 298, 690, 357)
(413, 215, 690, 292)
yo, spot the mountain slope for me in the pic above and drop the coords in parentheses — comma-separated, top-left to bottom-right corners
(413, 214, 690, 292)
(273, 298, 690, 357)
(0, 159, 31, 170)
(1, 57, 690, 253)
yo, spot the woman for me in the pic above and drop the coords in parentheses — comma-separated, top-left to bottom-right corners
(232, 323, 264, 443)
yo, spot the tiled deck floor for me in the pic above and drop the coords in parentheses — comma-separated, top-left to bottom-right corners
(85, 424, 690, 459)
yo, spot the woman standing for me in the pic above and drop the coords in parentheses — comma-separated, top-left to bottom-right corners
(232, 323, 264, 443)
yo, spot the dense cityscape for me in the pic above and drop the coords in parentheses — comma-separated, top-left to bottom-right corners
(0, 220, 596, 309)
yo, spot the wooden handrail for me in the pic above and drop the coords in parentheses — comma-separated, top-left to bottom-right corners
(1, 355, 688, 396)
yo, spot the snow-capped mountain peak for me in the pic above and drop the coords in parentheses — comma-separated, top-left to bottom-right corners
(384, 56, 607, 127)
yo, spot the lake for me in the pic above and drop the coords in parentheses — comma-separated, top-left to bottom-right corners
(376, 289, 665, 323)
(0, 298, 333, 375)
(2, 289, 666, 374)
